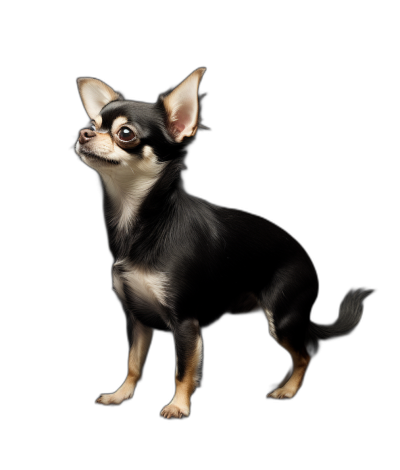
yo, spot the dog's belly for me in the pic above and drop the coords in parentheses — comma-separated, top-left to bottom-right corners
(112, 259, 171, 329)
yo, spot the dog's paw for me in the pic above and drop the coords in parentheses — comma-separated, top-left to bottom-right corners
(95, 386, 134, 405)
(160, 403, 189, 419)
(267, 386, 296, 399)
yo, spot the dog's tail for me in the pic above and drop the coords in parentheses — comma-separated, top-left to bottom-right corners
(307, 289, 373, 350)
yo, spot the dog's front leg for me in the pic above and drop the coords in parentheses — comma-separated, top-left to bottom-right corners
(161, 319, 203, 419)
(96, 319, 153, 405)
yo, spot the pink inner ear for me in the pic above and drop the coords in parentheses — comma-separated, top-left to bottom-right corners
(174, 122, 186, 133)
(173, 109, 193, 137)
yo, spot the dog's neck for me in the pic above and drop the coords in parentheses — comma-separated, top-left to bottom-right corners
(99, 156, 184, 259)
(100, 167, 161, 233)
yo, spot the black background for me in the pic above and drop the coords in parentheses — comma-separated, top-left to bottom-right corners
(16, 15, 397, 463)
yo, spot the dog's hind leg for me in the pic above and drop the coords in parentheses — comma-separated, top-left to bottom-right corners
(161, 319, 203, 419)
(96, 319, 153, 405)
(263, 302, 312, 398)
(266, 339, 310, 399)
(261, 266, 318, 399)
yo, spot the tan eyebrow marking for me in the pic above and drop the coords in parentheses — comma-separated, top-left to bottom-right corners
(112, 116, 129, 135)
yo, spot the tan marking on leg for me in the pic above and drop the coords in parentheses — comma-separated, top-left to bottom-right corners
(268, 342, 310, 399)
(96, 323, 153, 405)
(277, 362, 293, 388)
(160, 334, 202, 419)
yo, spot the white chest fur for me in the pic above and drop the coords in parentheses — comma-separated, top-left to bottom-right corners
(112, 259, 168, 308)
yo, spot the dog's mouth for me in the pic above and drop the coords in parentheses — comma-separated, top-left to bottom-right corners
(79, 147, 120, 165)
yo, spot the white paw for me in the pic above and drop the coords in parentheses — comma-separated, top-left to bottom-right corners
(96, 384, 135, 405)
(267, 387, 296, 400)
(160, 403, 189, 419)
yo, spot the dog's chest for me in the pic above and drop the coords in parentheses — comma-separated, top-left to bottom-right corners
(112, 259, 168, 309)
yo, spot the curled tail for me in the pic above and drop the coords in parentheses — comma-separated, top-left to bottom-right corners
(307, 289, 373, 349)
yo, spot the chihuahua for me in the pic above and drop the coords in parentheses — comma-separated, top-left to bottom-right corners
(75, 68, 372, 419)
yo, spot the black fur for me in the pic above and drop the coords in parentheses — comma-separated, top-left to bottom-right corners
(75, 72, 373, 409)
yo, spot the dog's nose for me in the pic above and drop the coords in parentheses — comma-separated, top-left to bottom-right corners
(79, 129, 96, 144)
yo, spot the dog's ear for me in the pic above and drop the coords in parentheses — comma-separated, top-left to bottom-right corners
(77, 77, 120, 119)
(162, 68, 206, 142)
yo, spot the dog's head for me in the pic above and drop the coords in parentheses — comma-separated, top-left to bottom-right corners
(75, 68, 206, 174)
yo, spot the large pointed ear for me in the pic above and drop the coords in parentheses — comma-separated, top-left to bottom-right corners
(77, 77, 120, 119)
(162, 67, 206, 142)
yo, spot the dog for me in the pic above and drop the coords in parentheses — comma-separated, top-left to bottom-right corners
(75, 68, 372, 418)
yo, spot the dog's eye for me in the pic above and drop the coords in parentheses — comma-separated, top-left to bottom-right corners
(118, 127, 136, 142)
(91, 125, 96, 131)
